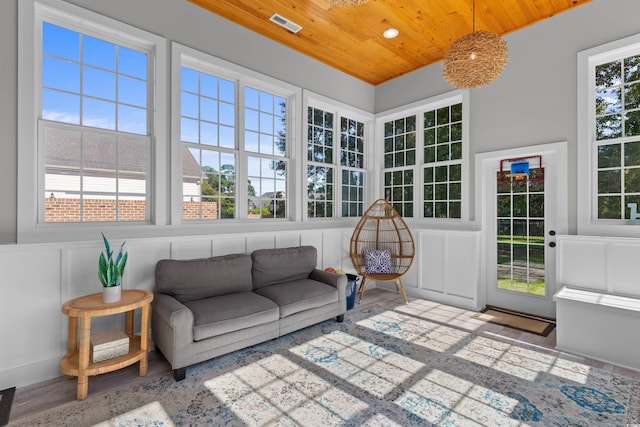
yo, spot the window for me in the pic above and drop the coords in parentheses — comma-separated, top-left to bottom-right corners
(593, 55, 640, 219)
(18, 0, 166, 241)
(175, 44, 294, 222)
(340, 115, 366, 217)
(305, 98, 369, 219)
(378, 93, 467, 221)
(383, 115, 416, 217)
(423, 103, 463, 219)
(40, 19, 152, 223)
(307, 107, 335, 218)
(180, 67, 237, 219)
(578, 33, 640, 232)
(245, 87, 288, 219)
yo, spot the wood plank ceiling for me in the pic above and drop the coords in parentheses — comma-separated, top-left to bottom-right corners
(188, 0, 591, 85)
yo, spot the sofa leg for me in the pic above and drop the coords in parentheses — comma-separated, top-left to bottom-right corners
(336, 314, 344, 323)
(174, 367, 187, 381)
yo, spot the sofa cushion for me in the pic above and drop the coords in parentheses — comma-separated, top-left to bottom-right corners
(183, 292, 279, 341)
(251, 246, 317, 289)
(156, 254, 253, 303)
(254, 278, 338, 318)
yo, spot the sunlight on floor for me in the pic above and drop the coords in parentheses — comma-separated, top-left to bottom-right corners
(396, 369, 522, 426)
(357, 309, 472, 353)
(92, 401, 174, 426)
(477, 332, 591, 384)
(204, 353, 368, 425)
(200, 306, 597, 425)
(290, 329, 425, 398)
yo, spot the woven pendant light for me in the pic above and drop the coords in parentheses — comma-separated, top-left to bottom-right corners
(442, 0, 508, 89)
(328, 0, 367, 6)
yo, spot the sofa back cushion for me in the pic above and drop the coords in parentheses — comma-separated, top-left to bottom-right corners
(155, 253, 253, 303)
(251, 246, 317, 289)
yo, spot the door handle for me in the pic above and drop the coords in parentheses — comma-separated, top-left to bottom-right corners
(549, 241, 556, 248)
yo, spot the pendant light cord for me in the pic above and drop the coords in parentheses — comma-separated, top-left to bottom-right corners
(472, 0, 476, 32)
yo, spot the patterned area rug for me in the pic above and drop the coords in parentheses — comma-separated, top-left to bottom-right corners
(9, 305, 640, 426)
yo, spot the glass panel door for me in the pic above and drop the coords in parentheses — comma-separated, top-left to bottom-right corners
(496, 167, 546, 296)
(482, 145, 566, 319)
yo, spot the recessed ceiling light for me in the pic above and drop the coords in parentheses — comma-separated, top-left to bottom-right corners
(383, 28, 399, 39)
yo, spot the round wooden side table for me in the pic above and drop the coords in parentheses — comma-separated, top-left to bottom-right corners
(60, 289, 153, 400)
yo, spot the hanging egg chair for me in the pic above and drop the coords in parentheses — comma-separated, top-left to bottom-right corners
(349, 199, 415, 304)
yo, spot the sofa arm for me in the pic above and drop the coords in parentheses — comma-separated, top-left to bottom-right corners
(309, 269, 348, 302)
(152, 293, 194, 349)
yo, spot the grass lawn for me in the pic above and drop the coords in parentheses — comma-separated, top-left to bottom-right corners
(497, 278, 545, 296)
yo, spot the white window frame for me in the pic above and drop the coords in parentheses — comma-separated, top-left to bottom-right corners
(17, 0, 167, 243)
(375, 91, 470, 225)
(577, 33, 640, 237)
(171, 42, 301, 225)
(302, 91, 374, 221)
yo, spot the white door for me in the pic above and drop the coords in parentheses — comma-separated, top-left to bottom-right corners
(478, 143, 568, 319)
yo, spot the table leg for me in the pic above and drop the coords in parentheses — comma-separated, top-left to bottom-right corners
(125, 309, 134, 336)
(77, 316, 91, 400)
(65, 317, 78, 379)
(139, 303, 149, 376)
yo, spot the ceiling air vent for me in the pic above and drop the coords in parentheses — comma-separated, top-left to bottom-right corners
(269, 13, 302, 34)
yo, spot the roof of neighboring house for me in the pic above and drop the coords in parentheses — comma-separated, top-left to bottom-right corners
(44, 126, 203, 181)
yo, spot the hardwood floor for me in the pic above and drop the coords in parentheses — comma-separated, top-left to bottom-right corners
(9, 289, 640, 423)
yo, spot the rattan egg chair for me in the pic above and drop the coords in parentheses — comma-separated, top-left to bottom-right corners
(350, 199, 415, 304)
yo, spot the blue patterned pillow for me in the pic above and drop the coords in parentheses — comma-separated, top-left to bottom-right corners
(364, 249, 392, 274)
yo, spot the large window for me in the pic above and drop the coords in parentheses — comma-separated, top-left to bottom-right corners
(579, 34, 640, 232)
(340, 116, 365, 217)
(593, 54, 640, 219)
(176, 45, 293, 222)
(180, 67, 236, 220)
(15, 0, 168, 243)
(383, 115, 415, 217)
(423, 103, 463, 219)
(379, 95, 466, 220)
(39, 19, 153, 223)
(245, 87, 288, 219)
(306, 100, 368, 219)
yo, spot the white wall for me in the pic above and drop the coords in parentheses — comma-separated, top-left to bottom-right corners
(0, 0, 375, 245)
(0, 227, 481, 389)
(375, 0, 640, 231)
(2, 0, 640, 388)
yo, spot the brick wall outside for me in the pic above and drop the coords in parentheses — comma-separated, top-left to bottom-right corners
(45, 198, 147, 222)
(45, 198, 265, 221)
(182, 201, 218, 220)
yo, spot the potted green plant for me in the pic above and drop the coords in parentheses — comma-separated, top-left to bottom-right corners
(99, 233, 128, 303)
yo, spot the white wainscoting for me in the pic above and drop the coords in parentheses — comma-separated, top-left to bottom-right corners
(0, 227, 482, 389)
(557, 235, 640, 298)
(555, 235, 640, 371)
(373, 230, 482, 311)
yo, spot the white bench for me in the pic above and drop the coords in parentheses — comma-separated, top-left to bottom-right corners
(555, 235, 640, 372)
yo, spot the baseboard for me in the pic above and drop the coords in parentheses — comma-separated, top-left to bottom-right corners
(555, 345, 640, 374)
(0, 358, 62, 390)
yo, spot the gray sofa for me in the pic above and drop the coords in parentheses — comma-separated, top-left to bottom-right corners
(152, 246, 347, 380)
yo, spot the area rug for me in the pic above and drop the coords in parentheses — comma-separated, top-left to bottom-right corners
(474, 306, 556, 337)
(9, 305, 639, 426)
(0, 387, 15, 427)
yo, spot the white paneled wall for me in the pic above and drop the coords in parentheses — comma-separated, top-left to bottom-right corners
(555, 235, 640, 371)
(0, 227, 481, 389)
(393, 230, 482, 311)
(557, 235, 640, 298)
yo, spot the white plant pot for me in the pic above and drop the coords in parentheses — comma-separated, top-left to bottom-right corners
(102, 285, 121, 303)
